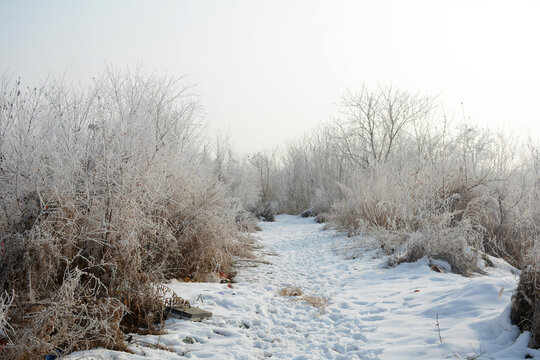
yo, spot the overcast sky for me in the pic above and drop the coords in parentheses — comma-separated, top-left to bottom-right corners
(1, 0, 539, 152)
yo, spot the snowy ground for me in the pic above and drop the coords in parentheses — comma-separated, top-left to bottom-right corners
(70, 215, 539, 360)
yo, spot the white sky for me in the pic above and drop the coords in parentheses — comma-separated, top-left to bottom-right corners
(1, 0, 539, 153)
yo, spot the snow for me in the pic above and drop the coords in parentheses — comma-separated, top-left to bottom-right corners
(69, 215, 539, 360)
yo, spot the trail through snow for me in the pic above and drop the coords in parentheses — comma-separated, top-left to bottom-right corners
(71, 215, 539, 360)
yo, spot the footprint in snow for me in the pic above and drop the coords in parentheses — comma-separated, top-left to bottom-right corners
(339, 302, 350, 309)
(363, 314, 385, 322)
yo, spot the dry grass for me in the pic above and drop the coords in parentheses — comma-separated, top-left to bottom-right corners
(0, 180, 252, 358)
(301, 295, 328, 314)
(279, 286, 303, 297)
(279, 286, 328, 314)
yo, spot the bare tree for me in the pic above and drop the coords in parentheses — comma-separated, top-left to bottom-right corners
(249, 151, 274, 205)
(248, 151, 277, 220)
(334, 86, 434, 167)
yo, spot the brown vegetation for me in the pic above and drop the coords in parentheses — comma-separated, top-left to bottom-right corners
(279, 286, 328, 314)
(279, 286, 303, 297)
(0, 71, 253, 358)
(511, 249, 540, 348)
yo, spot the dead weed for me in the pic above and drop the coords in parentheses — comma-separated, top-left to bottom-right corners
(278, 286, 328, 314)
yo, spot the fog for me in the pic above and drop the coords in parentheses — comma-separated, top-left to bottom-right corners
(1, 0, 538, 152)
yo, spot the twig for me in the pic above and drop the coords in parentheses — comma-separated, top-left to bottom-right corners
(435, 313, 444, 343)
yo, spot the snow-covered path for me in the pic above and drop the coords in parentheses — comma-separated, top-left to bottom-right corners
(71, 215, 539, 360)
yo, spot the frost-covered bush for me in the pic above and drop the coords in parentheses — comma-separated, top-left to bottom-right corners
(0, 70, 251, 358)
(403, 218, 483, 275)
(326, 154, 486, 275)
(512, 247, 540, 349)
(269, 127, 348, 216)
(328, 125, 537, 271)
(511, 145, 540, 349)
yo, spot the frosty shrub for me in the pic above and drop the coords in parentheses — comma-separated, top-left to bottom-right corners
(512, 247, 540, 348)
(510, 144, 540, 349)
(0, 70, 251, 358)
(210, 138, 260, 231)
(403, 218, 483, 275)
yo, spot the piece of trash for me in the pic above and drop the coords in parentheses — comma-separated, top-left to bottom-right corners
(498, 287, 504, 299)
(220, 271, 231, 283)
(430, 265, 444, 273)
(165, 305, 212, 322)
